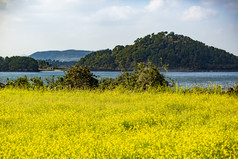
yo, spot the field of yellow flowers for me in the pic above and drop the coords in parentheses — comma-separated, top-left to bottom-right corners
(0, 88, 237, 158)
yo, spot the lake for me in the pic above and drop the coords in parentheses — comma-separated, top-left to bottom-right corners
(0, 71, 237, 88)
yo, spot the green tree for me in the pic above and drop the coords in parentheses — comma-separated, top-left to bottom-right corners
(115, 62, 168, 89)
(64, 65, 98, 89)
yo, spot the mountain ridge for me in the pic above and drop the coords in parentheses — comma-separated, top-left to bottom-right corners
(29, 49, 92, 62)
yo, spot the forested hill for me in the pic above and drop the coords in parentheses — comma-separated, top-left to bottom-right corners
(29, 50, 92, 62)
(77, 31, 238, 71)
(0, 56, 38, 72)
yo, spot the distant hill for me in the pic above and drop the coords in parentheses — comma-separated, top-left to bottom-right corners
(77, 31, 238, 71)
(29, 50, 92, 62)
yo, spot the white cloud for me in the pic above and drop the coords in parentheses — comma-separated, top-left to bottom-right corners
(145, 0, 164, 12)
(182, 6, 217, 21)
(84, 6, 136, 23)
(202, 0, 235, 5)
(11, 16, 26, 22)
(202, 0, 238, 13)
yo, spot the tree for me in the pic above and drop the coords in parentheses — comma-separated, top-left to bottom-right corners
(64, 65, 98, 89)
(115, 62, 168, 89)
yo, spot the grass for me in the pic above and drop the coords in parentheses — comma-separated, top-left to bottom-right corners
(0, 88, 237, 158)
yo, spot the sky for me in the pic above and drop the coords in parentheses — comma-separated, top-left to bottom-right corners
(0, 0, 238, 57)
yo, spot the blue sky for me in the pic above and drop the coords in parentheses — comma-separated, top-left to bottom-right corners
(0, 0, 238, 57)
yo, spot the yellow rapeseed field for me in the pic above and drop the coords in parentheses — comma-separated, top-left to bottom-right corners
(0, 88, 237, 158)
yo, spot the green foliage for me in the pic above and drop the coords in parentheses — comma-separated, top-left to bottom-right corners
(64, 65, 99, 89)
(45, 75, 56, 88)
(98, 78, 117, 90)
(97, 62, 169, 90)
(43, 59, 77, 68)
(0, 82, 5, 88)
(0, 56, 39, 72)
(38, 59, 78, 69)
(30, 77, 44, 88)
(77, 31, 238, 71)
(4, 66, 99, 90)
(6, 76, 30, 88)
(114, 62, 168, 90)
(37, 60, 53, 69)
(78, 49, 117, 70)
(227, 83, 238, 95)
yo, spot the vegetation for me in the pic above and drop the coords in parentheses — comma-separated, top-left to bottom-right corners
(38, 59, 77, 70)
(44, 59, 77, 68)
(4, 66, 99, 90)
(64, 65, 98, 89)
(3, 63, 170, 91)
(0, 56, 39, 72)
(0, 88, 237, 158)
(99, 62, 169, 90)
(2, 62, 238, 95)
(77, 31, 238, 71)
(37, 60, 54, 69)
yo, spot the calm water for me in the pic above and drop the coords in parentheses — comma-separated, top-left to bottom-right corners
(0, 71, 237, 88)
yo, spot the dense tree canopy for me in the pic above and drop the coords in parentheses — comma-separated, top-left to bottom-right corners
(0, 56, 39, 72)
(77, 31, 238, 71)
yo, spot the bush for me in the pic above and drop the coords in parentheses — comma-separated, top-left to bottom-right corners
(64, 66, 99, 89)
(6, 76, 30, 88)
(99, 78, 117, 90)
(227, 83, 238, 95)
(0, 82, 5, 88)
(30, 77, 44, 88)
(114, 62, 168, 90)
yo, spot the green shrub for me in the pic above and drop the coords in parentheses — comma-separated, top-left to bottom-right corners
(6, 76, 30, 88)
(30, 77, 44, 88)
(64, 65, 99, 89)
(115, 62, 168, 90)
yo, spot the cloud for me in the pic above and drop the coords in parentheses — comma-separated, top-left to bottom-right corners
(84, 6, 136, 23)
(145, 0, 179, 13)
(202, 0, 235, 5)
(202, 0, 238, 13)
(182, 6, 217, 21)
(145, 0, 164, 12)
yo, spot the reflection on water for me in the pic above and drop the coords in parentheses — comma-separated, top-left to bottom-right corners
(0, 71, 237, 88)
(164, 72, 238, 88)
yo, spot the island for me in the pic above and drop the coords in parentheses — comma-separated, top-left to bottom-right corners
(0, 56, 39, 72)
(77, 31, 238, 71)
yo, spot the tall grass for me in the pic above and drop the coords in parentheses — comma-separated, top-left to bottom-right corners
(0, 88, 237, 158)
